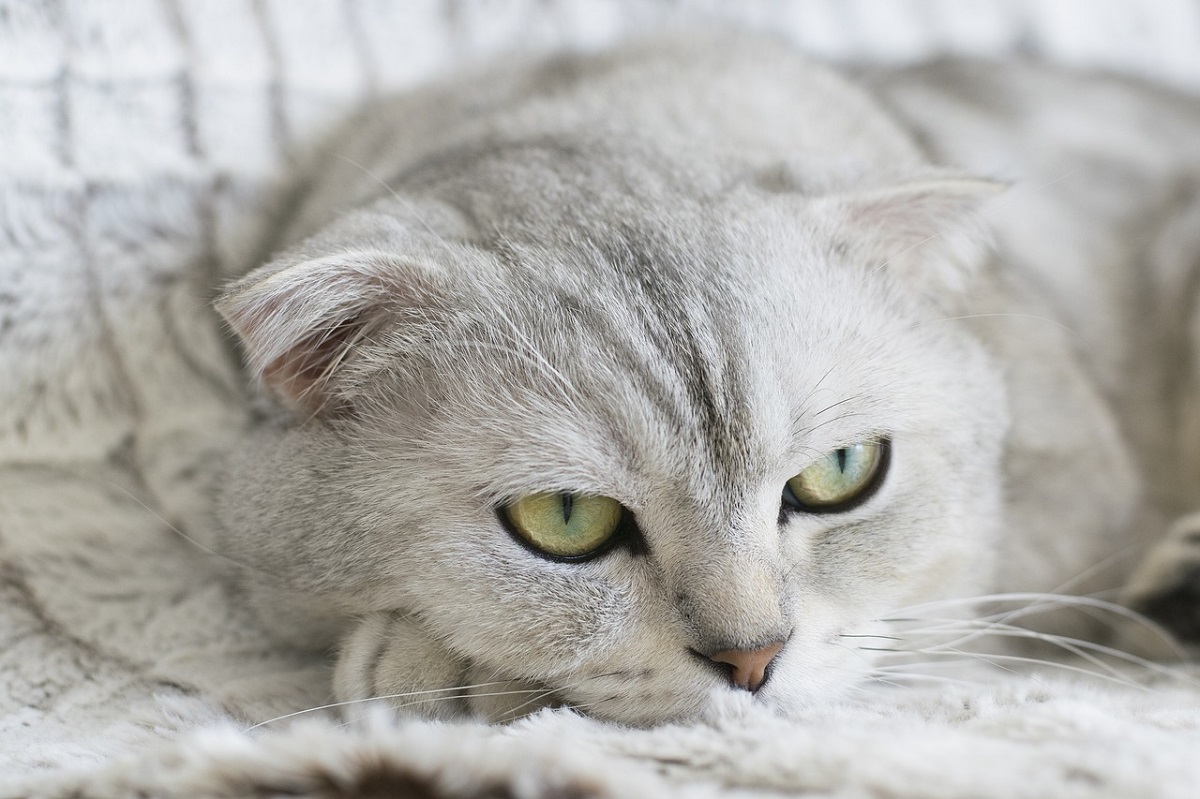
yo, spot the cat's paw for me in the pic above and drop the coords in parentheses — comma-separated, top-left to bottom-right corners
(334, 611, 557, 722)
(335, 611, 471, 720)
(1120, 513, 1200, 651)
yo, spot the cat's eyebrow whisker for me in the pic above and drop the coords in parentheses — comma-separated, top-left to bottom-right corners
(429, 338, 576, 400)
(797, 361, 841, 417)
(807, 392, 861, 422)
(791, 410, 874, 443)
(285, 158, 582, 415)
(484, 299, 582, 410)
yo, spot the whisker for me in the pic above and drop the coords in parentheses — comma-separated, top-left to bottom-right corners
(865, 670, 980, 689)
(244, 679, 520, 731)
(860, 674, 911, 691)
(336, 687, 559, 729)
(871, 643, 1053, 689)
(102, 480, 285, 581)
(912, 312, 1073, 334)
(333, 153, 447, 242)
(882, 591, 1182, 657)
(871, 659, 988, 672)
(879, 618, 1196, 686)
(496, 686, 567, 721)
(332, 668, 634, 727)
(862, 644, 1149, 691)
(558, 693, 622, 715)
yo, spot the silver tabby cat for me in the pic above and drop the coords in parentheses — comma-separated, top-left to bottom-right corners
(215, 32, 1200, 725)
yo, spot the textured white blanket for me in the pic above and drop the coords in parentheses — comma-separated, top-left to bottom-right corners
(3, 2, 1200, 796)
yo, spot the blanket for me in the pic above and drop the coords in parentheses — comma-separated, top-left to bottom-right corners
(3, 1, 1200, 796)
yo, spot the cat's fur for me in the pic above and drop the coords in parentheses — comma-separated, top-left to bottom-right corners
(214, 32, 1200, 725)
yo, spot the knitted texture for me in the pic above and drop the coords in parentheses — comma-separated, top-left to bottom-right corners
(2, 2, 1199, 795)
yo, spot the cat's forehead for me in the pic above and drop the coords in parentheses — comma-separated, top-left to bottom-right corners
(371, 137, 955, 503)
(416, 207, 924, 509)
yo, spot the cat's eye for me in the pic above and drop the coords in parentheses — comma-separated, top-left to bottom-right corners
(783, 440, 890, 513)
(501, 492, 625, 559)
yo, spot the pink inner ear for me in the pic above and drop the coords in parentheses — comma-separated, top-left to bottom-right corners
(217, 251, 425, 416)
(829, 176, 1004, 295)
(849, 186, 975, 242)
(219, 249, 443, 415)
(260, 313, 367, 414)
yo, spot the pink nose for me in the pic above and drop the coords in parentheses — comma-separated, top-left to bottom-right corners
(710, 641, 785, 692)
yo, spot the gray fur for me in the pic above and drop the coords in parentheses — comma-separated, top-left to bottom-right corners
(215, 32, 1200, 724)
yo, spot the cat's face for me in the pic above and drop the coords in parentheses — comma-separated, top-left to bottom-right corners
(217, 143, 1008, 724)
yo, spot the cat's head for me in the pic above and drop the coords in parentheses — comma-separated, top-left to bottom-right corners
(216, 139, 1008, 724)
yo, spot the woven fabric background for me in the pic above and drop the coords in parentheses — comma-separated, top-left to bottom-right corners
(1, 2, 1199, 796)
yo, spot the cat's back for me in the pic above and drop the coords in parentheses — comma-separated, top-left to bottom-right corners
(867, 59, 1200, 525)
(875, 59, 1200, 345)
(861, 59, 1200, 309)
(862, 59, 1200, 180)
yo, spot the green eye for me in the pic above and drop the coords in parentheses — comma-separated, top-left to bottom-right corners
(501, 493, 624, 559)
(783, 440, 889, 513)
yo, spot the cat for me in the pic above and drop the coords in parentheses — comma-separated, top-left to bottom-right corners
(213, 30, 1200, 726)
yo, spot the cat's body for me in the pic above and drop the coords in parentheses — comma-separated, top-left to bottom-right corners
(215, 32, 1200, 725)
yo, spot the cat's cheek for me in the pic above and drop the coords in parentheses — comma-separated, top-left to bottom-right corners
(781, 510, 917, 618)
(805, 511, 987, 614)
(782, 430, 1000, 614)
(406, 544, 636, 677)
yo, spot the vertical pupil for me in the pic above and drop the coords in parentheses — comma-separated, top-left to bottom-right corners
(836, 448, 848, 473)
(561, 493, 574, 524)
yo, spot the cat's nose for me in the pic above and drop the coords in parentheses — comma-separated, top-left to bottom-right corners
(709, 640, 785, 692)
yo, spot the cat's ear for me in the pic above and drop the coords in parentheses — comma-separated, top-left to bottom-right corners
(216, 250, 436, 414)
(816, 176, 1005, 295)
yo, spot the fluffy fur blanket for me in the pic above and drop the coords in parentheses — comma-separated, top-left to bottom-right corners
(3, 1, 1200, 796)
